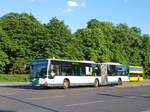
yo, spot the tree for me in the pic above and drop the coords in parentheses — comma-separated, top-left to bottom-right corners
(87, 19, 114, 61)
(46, 17, 82, 60)
(0, 27, 11, 73)
(0, 12, 47, 73)
(0, 13, 149, 75)
(141, 34, 150, 76)
(75, 28, 111, 62)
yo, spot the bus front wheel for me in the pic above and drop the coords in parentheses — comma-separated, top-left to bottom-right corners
(94, 79, 99, 87)
(63, 79, 70, 89)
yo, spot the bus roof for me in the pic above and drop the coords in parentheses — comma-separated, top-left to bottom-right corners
(32, 58, 96, 64)
(129, 66, 143, 68)
(76, 60, 95, 63)
(50, 59, 96, 64)
(98, 62, 121, 65)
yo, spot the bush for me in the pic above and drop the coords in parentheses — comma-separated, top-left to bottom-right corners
(145, 75, 150, 80)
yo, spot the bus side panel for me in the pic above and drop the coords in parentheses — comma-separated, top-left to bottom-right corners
(108, 76, 118, 83)
(119, 76, 129, 81)
(139, 77, 144, 81)
(70, 76, 96, 85)
(129, 77, 138, 81)
(129, 77, 144, 81)
(52, 76, 101, 86)
(108, 76, 129, 83)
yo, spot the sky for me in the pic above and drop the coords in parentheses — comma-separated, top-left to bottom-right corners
(0, 0, 150, 34)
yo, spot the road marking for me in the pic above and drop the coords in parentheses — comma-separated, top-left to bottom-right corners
(28, 95, 66, 100)
(65, 100, 104, 107)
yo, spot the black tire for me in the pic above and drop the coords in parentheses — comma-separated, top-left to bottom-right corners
(118, 78, 122, 85)
(63, 79, 70, 89)
(94, 79, 99, 87)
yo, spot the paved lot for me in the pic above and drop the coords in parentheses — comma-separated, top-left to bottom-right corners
(0, 84, 150, 112)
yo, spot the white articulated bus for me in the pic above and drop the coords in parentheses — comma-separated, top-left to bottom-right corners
(30, 59, 129, 88)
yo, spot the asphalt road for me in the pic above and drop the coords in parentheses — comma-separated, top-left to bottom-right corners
(0, 84, 150, 112)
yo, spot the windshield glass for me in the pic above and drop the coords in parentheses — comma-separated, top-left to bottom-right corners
(31, 60, 48, 79)
(129, 67, 143, 71)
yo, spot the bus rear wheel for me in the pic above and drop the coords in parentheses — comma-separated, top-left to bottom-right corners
(63, 79, 70, 89)
(94, 79, 99, 87)
(118, 78, 122, 85)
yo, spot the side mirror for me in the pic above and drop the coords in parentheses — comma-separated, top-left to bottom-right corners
(25, 63, 30, 72)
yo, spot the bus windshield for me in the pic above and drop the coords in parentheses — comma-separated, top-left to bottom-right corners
(129, 67, 143, 72)
(31, 60, 48, 78)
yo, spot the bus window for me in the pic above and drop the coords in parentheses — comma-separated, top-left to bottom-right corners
(61, 66, 72, 76)
(72, 65, 79, 76)
(93, 66, 99, 76)
(86, 67, 92, 76)
(50, 64, 60, 76)
(79, 67, 85, 76)
(108, 65, 116, 76)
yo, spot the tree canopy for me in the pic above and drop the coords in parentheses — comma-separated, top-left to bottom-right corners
(0, 13, 150, 76)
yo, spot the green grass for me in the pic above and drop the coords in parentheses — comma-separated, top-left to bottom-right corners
(0, 74, 30, 82)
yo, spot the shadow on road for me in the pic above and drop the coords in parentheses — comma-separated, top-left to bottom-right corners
(96, 93, 123, 98)
(0, 84, 49, 90)
(0, 85, 95, 90)
(0, 83, 117, 91)
(0, 110, 16, 112)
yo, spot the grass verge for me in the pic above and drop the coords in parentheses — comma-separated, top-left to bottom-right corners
(0, 74, 30, 82)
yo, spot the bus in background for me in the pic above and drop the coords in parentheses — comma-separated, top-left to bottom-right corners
(30, 58, 129, 88)
(129, 66, 144, 81)
(30, 59, 101, 88)
(99, 63, 129, 85)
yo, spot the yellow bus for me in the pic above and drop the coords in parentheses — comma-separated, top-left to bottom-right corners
(129, 66, 144, 81)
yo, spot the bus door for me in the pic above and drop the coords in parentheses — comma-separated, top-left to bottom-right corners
(100, 64, 108, 85)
